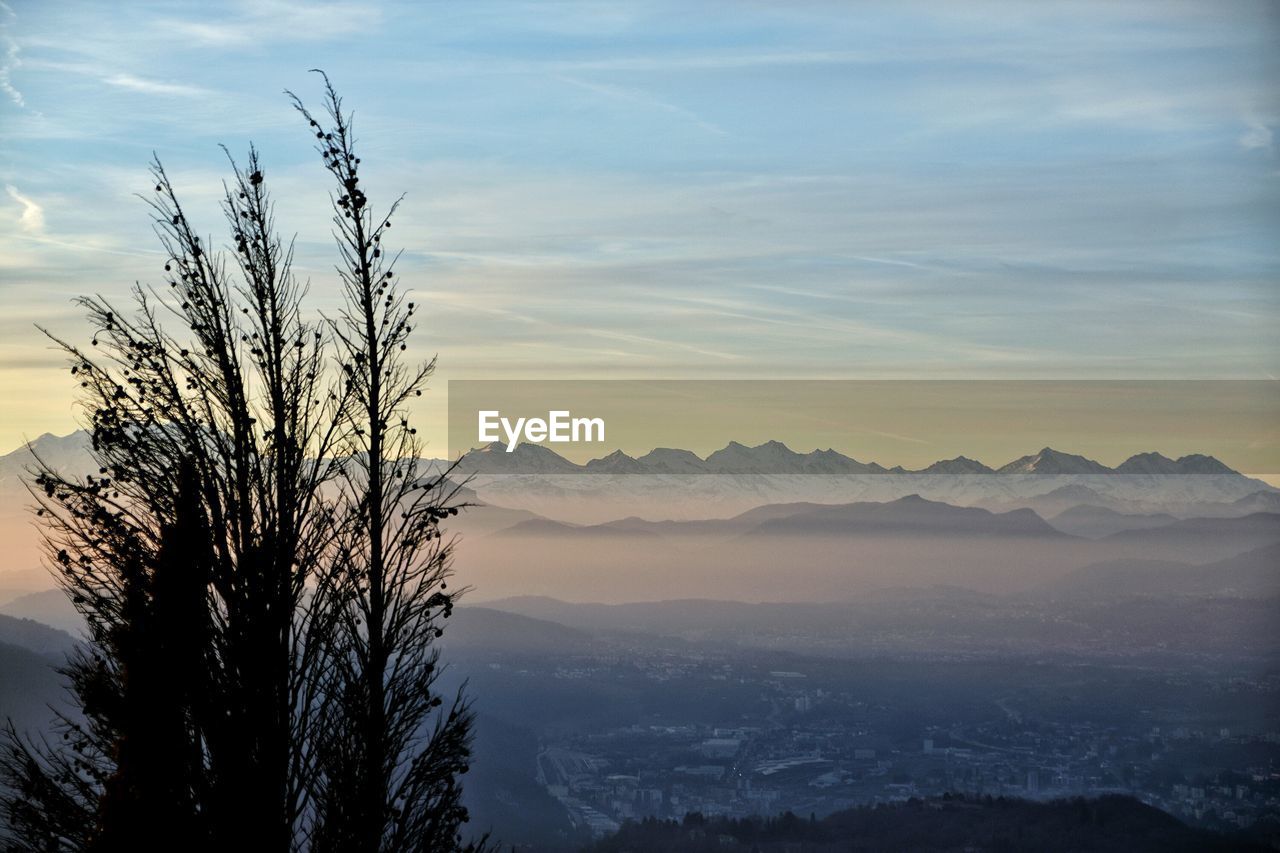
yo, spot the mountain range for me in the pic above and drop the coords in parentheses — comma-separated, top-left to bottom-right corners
(2, 431, 1266, 487)
(447, 439, 1275, 525)
(457, 439, 1251, 477)
(456, 486, 1280, 601)
(3, 433, 1277, 599)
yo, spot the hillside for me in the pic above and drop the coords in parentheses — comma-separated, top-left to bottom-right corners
(0, 640, 68, 733)
(1048, 505, 1177, 539)
(747, 494, 1066, 538)
(1042, 542, 1280, 600)
(0, 589, 84, 636)
(0, 611, 78, 657)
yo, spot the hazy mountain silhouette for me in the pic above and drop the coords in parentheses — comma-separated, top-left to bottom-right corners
(0, 430, 97, 485)
(979, 484, 1119, 516)
(1103, 511, 1280, 546)
(494, 517, 665, 540)
(0, 589, 84, 636)
(487, 495, 1065, 541)
(441, 606, 599, 657)
(0, 612, 78, 658)
(1229, 490, 1280, 515)
(1048, 505, 1178, 539)
(592, 501, 830, 536)
(1044, 541, 1280, 600)
(0, 640, 67, 732)
(457, 492, 1280, 601)
(745, 494, 1066, 539)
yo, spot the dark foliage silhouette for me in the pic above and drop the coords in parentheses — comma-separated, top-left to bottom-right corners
(0, 75, 479, 852)
(587, 794, 1260, 853)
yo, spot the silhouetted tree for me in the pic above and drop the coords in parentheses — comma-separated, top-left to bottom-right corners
(89, 458, 213, 848)
(290, 73, 479, 853)
(0, 76, 478, 852)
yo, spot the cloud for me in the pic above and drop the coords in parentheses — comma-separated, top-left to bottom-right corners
(556, 75, 728, 136)
(156, 0, 382, 47)
(9, 60, 214, 101)
(5, 185, 44, 233)
(0, 2, 22, 108)
(1240, 118, 1273, 152)
(102, 73, 209, 98)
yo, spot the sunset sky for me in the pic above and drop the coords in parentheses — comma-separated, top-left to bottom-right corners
(1, 1, 1277, 460)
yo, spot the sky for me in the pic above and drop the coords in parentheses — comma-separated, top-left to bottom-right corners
(0, 0, 1277, 458)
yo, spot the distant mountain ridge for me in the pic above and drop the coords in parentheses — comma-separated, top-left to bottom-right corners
(455, 438, 1258, 479)
(745, 494, 1067, 539)
(998, 447, 1111, 475)
(1048, 504, 1178, 538)
(3, 433, 1273, 543)
(2, 431, 1260, 481)
(1041, 541, 1280, 600)
(495, 494, 1070, 542)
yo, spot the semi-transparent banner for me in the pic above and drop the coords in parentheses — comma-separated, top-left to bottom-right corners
(445, 380, 1279, 477)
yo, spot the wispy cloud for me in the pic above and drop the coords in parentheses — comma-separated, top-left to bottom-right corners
(6, 232, 165, 259)
(557, 49, 882, 74)
(156, 0, 382, 47)
(1240, 117, 1274, 152)
(102, 73, 210, 98)
(583, 327, 742, 361)
(0, 1, 22, 108)
(557, 75, 728, 136)
(12, 58, 214, 101)
(5, 185, 43, 233)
